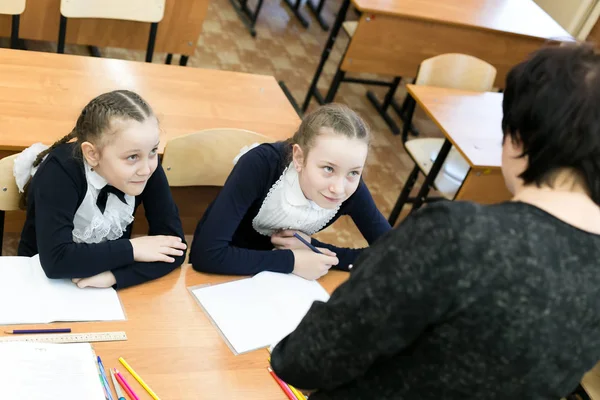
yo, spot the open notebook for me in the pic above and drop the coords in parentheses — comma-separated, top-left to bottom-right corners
(0, 342, 105, 400)
(0, 255, 125, 325)
(190, 271, 330, 354)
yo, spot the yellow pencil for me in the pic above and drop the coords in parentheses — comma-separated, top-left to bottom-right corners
(268, 357, 307, 400)
(118, 357, 161, 400)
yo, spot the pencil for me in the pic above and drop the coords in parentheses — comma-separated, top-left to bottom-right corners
(114, 368, 140, 400)
(110, 369, 127, 400)
(268, 357, 306, 400)
(119, 357, 161, 400)
(268, 367, 298, 400)
(293, 233, 322, 254)
(4, 328, 71, 334)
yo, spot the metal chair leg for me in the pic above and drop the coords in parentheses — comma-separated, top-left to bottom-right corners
(410, 139, 452, 213)
(388, 164, 420, 226)
(57, 15, 67, 54)
(145, 23, 158, 63)
(10, 15, 20, 50)
(0, 210, 5, 256)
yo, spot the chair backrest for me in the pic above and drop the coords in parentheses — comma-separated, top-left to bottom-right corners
(0, 154, 22, 212)
(0, 0, 26, 15)
(415, 53, 497, 92)
(162, 128, 271, 187)
(60, 0, 165, 23)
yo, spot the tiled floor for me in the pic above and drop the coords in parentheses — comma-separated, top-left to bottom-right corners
(0, 0, 445, 253)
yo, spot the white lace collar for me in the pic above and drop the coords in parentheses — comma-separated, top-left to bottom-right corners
(71, 163, 135, 244)
(252, 164, 340, 236)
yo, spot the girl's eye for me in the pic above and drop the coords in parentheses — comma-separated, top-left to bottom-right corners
(128, 155, 138, 161)
(349, 171, 360, 177)
(150, 148, 158, 155)
(324, 166, 334, 173)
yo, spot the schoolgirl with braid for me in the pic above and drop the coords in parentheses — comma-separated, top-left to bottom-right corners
(14, 90, 187, 289)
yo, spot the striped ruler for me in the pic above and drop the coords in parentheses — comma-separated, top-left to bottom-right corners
(0, 331, 127, 343)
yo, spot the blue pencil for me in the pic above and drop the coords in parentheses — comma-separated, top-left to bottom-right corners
(293, 233, 323, 254)
(97, 356, 114, 400)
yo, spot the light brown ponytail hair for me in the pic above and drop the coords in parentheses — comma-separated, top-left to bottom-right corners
(19, 90, 154, 209)
(287, 103, 370, 163)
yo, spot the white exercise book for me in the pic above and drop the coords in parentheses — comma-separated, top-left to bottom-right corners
(0, 342, 105, 400)
(0, 255, 125, 325)
(190, 271, 330, 354)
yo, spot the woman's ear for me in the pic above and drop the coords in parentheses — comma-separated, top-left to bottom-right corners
(81, 141, 100, 167)
(292, 144, 305, 172)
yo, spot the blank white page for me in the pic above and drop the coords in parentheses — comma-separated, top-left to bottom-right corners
(0, 342, 105, 400)
(0, 255, 125, 325)
(191, 271, 330, 354)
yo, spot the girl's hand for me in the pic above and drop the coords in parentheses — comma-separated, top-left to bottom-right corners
(72, 271, 117, 288)
(129, 235, 187, 263)
(271, 230, 312, 250)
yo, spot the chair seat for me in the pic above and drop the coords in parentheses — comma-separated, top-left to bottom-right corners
(342, 21, 357, 37)
(405, 138, 470, 200)
(0, 0, 26, 15)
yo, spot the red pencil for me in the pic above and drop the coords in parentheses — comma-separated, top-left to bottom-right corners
(267, 367, 298, 400)
(114, 368, 140, 400)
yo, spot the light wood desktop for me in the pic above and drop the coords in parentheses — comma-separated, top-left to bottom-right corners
(0, 0, 208, 56)
(0, 264, 350, 399)
(343, 0, 571, 87)
(0, 49, 300, 234)
(405, 84, 512, 204)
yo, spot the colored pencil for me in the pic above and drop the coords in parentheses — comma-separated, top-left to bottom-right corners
(4, 328, 71, 334)
(119, 357, 161, 400)
(268, 367, 298, 400)
(114, 368, 140, 400)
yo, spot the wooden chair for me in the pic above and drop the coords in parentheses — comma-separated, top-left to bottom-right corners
(57, 0, 165, 62)
(0, 154, 22, 255)
(0, 0, 26, 49)
(161, 128, 271, 187)
(388, 53, 497, 226)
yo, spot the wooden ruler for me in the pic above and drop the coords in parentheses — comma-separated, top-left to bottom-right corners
(0, 331, 127, 343)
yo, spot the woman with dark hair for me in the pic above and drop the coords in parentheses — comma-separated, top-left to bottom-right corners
(270, 43, 600, 399)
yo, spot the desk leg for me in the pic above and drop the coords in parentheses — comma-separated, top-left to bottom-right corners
(230, 0, 266, 37)
(366, 80, 420, 137)
(277, 0, 350, 113)
(307, 0, 330, 31)
(283, 0, 311, 28)
(366, 77, 401, 134)
(301, 0, 350, 111)
(410, 139, 452, 213)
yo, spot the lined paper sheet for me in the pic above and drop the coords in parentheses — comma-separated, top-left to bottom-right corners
(190, 271, 330, 354)
(0, 342, 105, 400)
(0, 255, 125, 325)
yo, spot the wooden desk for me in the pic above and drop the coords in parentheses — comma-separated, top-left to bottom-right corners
(344, 0, 571, 88)
(583, 363, 600, 400)
(0, 0, 208, 56)
(0, 49, 299, 152)
(0, 265, 350, 399)
(406, 84, 512, 204)
(0, 48, 300, 234)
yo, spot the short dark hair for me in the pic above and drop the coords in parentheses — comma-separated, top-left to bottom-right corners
(502, 42, 600, 204)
